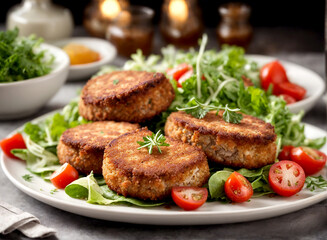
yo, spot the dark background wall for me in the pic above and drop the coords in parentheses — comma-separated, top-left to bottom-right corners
(1, 0, 325, 37)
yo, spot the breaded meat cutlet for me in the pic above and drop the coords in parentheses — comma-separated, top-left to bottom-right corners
(79, 71, 175, 123)
(57, 121, 139, 174)
(165, 111, 277, 169)
(103, 128, 210, 201)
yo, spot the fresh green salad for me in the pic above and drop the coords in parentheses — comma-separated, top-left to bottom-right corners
(0, 28, 53, 83)
(11, 35, 327, 207)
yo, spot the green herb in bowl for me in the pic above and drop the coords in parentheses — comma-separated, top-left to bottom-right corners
(0, 28, 53, 83)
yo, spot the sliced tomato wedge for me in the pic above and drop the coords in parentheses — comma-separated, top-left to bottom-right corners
(177, 69, 193, 87)
(260, 61, 289, 94)
(166, 63, 192, 81)
(279, 94, 296, 105)
(290, 147, 327, 176)
(224, 172, 253, 203)
(171, 186, 208, 211)
(277, 82, 306, 101)
(268, 160, 305, 197)
(278, 145, 294, 160)
(0, 133, 26, 159)
(50, 163, 79, 189)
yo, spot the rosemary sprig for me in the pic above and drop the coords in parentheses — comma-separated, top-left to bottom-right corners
(137, 130, 170, 154)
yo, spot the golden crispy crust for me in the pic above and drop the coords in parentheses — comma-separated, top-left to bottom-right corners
(61, 121, 139, 151)
(103, 128, 210, 200)
(57, 141, 103, 174)
(57, 121, 139, 174)
(166, 111, 276, 145)
(165, 111, 277, 169)
(79, 71, 175, 122)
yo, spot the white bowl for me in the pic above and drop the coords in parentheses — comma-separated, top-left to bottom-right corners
(53, 37, 117, 81)
(247, 55, 326, 114)
(0, 43, 69, 120)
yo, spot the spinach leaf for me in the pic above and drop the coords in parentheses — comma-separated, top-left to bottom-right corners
(208, 170, 232, 199)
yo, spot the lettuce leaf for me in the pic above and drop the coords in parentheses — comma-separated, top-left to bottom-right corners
(65, 173, 165, 207)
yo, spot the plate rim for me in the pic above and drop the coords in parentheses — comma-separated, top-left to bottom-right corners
(1, 110, 327, 225)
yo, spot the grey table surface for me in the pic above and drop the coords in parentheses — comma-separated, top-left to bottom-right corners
(0, 27, 327, 240)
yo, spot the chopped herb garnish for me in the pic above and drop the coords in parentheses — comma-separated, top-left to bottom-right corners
(177, 98, 243, 124)
(22, 174, 33, 182)
(153, 73, 157, 77)
(305, 176, 327, 191)
(137, 130, 170, 154)
(113, 79, 119, 85)
(50, 188, 58, 194)
(0, 28, 53, 83)
(100, 131, 104, 134)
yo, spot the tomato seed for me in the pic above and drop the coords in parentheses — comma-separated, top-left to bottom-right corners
(192, 193, 202, 201)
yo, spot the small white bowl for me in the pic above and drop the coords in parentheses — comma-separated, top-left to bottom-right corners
(0, 43, 69, 120)
(247, 55, 325, 114)
(53, 37, 117, 81)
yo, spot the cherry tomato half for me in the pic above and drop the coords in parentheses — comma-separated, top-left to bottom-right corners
(50, 163, 79, 189)
(277, 82, 306, 101)
(260, 61, 289, 94)
(166, 63, 192, 81)
(278, 145, 294, 160)
(178, 69, 193, 88)
(224, 172, 253, 203)
(171, 186, 208, 211)
(268, 160, 305, 197)
(290, 147, 327, 176)
(0, 133, 26, 159)
(279, 94, 296, 105)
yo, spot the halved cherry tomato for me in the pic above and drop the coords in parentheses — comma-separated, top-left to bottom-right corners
(166, 63, 192, 81)
(277, 82, 306, 101)
(290, 147, 327, 176)
(224, 172, 253, 203)
(260, 61, 289, 94)
(0, 133, 26, 159)
(268, 160, 305, 197)
(279, 94, 296, 105)
(278, 145, 294, 160)
(177, 69, 193, 87)
(171, 186, 208, 211)
(50, 163, 79, 189)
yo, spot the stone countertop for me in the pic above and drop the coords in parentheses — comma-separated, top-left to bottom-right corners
(0, 27, 326, 240)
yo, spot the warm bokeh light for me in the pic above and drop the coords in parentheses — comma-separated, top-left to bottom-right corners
(168, 0, 188, 24)
(100, 0, 121, 20)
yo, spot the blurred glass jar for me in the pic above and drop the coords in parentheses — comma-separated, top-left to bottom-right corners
(7, 0, 73, 42)
(160, 0, 203, 48)
(106, 6, 154, 57)
(84, 0, 129, 38)
(216, 3, 252, 49)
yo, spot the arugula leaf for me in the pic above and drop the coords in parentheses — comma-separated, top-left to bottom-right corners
(177, 98, 243, 124)
(221, 105, 243, 124)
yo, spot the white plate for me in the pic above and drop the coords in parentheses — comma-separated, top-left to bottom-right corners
(247, 55, 325, 114)
(1, 113, 327, 225)
(53, 37, 117, 81)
